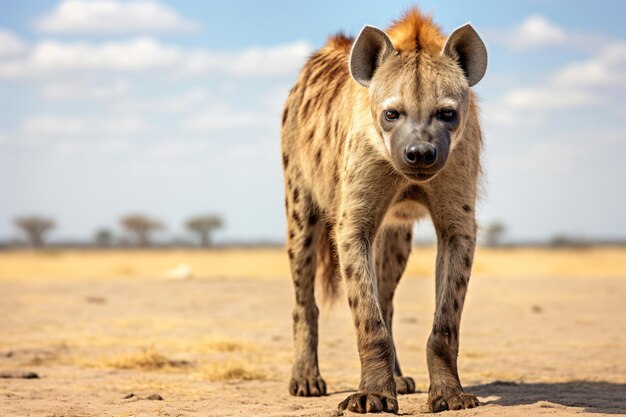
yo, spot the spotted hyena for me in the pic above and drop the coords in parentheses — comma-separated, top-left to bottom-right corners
(281, 8, 487, 414)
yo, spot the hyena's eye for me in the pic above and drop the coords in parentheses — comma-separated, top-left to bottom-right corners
(384, 110, 400, 121)
(436, 109, 457, 122)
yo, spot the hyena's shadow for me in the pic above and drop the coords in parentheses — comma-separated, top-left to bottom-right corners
(468, 380, 626, 415)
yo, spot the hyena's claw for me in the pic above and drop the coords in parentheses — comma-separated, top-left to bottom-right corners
(394, 375, 416, 394)
(429, 392, 479, 412)
(289, 376, 327, 397)
(338, 393, 398, 413)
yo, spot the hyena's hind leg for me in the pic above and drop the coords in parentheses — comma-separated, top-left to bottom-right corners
(285, 179, 326, 397)
(376, 225, 416, 395)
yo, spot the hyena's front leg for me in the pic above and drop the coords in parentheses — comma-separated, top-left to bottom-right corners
(336, 188, 399, 413)
(376, 226, 416, 395)
(426, 202, 479, 412)
(286, 185, 326, 397)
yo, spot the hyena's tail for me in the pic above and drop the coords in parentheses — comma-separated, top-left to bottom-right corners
(315, 222, 341, 304)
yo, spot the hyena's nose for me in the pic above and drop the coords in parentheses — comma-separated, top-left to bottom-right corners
(404, 142, 437, 167)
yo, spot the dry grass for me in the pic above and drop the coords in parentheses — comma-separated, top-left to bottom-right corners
(0, 246, 625, 281)
(86, 347, 190, 371)
(198, 361, 267, 382)
(0, 248, 290, 281)
(171, 337, 255, 354)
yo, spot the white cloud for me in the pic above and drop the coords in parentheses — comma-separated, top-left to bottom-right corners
(510, 15, 566, 49)
(35, 0, 198, 34)
(0, 29, 26, 57)
(21, 115, 86, 135)
(181, 41, 313, 76)
(55, 138, 130, 155)
(20, 114, 149, 136)
(0, 37, 312, 79)
(113, 87, 209, 113)
(147, 139, 210, 159)
(182, 109, 275, 133)
(488, 34, 626, 127)
(502, 87, 598, 110)
(490, 14, 618, 52)
(42, 79, 131, 100)
(553, 42, 626, 87)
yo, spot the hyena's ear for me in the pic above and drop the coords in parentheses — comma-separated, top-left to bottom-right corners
(442, 23, 488, 87)
(349, 25, 397, 88)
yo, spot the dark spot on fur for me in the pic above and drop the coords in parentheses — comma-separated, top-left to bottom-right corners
(367, 338, 392, 358)
(295, 293, 304, 305)
(355, 317, 361, 328)
(282, 152, 289, 168)
(344, 265, 353, 280)
(462, 204, 472, 213)
(464, 255, 472, 269)
(396, 253, 405, 266)
(405, 231, 412, 242)
(453, 299, 459, 312)
(302, 99, 311, 119)
(292, 211, 302, 229)
(293, 311, 300, 323)
(303, 235, 313, 249)
(287, 249, 294, 260)
(364, 318, 382, 334)
(293, 188, 299, 204)
(288, 231, 295, 240)
(309, 67, 324, 85)
(282, 108, 289, 125)
(455, 276, 467, 291)
(315, 149, 322, 165)
(342, 242, 350, 253)
(307, 211, 318, 226)
(305, 255, 312, 265)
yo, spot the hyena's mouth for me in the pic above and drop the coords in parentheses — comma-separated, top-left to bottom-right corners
(409, 171, 438, 182)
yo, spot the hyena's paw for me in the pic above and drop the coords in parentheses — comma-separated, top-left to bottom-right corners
(394, 375, 416, 395)
(429, 392, 479, 412)
(289, 376, 327, 397)
(338, 392, 398, 414)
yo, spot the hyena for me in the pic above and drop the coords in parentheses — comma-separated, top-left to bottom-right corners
(281, 8, 487, 414)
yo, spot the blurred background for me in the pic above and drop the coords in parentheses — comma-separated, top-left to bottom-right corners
(1, 0, 625, 249)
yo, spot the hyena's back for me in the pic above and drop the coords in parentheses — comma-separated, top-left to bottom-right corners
(281, 34, 362, 216)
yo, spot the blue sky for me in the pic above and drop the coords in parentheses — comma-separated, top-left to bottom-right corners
(1, 0, 625, 243)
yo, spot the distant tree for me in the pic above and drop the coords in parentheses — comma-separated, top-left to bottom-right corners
(483, 221, 507, 247)
(94, 228, 114, 247)
(14, 216, 55, 248)
(549, 234, 587, 248)
(185, 214, 224, 247)
(120, 214, 164, 247)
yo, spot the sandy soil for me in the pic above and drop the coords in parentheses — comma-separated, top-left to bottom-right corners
(1, 250, 625, 416)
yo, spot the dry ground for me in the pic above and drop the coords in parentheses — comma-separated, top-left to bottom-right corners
(1, 247, 625, 416)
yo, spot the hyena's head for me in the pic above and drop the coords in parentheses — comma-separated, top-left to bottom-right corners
(349, 23, 487, 182)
